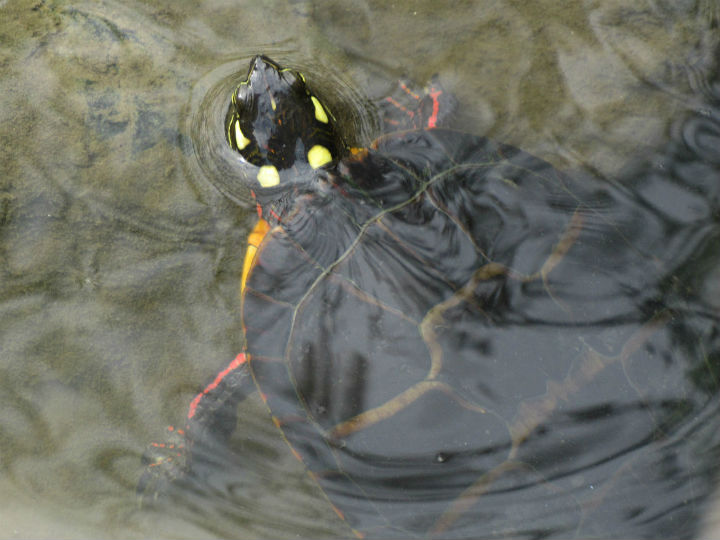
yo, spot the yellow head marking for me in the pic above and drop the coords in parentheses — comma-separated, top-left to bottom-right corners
(234, 119, 251, 150)
(310, 96, 328, 123)
(307, 145, 332, 169)
(257, 165, 280, 187)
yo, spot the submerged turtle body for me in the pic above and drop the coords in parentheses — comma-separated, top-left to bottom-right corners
(242, 130, 592, 536)
(141, 56, 707, 538)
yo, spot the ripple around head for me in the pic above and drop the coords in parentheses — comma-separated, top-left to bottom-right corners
(186, 54, 379, 207)
(186, 57, 257, 207)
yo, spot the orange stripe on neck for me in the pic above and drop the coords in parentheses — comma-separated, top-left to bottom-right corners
(241, 218, 271, 296)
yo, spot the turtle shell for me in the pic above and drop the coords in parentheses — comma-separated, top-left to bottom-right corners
(137, 56, 720, 538)
(241, 127, 679, 537)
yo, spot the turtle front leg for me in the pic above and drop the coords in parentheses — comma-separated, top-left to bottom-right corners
(137, 352, 255, 503)
(376, 74, 457, 131)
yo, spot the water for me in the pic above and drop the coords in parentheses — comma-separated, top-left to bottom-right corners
(1, 0, 719, 538)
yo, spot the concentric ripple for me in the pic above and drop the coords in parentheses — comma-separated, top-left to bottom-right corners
(187, 56, 376, 206)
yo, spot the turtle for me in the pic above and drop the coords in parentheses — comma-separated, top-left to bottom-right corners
(139, 55, 709, 538)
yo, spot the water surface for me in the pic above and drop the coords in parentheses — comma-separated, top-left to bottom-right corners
(1, 1, 719, 538)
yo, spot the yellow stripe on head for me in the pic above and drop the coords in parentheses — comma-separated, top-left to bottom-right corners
(234, 119, 251, 150)
(310, 96, 329, 123)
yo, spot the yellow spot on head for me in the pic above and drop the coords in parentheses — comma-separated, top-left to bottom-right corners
(234, 120, 251, 150)
(257, 165, 280, 187)
(270, 94, 277, 111)
(310, 96, 328, 123)
(307, 145, 332, 169)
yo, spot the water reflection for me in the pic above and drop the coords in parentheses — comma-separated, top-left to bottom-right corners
(170, 50, 720, 538)
(0, 0, 719, 538)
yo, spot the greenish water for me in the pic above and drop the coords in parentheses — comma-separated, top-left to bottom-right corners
(1, 1, 719, 538)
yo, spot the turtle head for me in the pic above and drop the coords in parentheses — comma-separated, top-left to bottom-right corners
(225, 55, 346, 193)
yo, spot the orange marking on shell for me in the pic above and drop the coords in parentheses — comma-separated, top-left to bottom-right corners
(289, 445, 303, 462)
(332, 504, 345, 520)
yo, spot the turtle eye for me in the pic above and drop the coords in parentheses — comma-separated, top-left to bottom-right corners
(234, 81, 250, 105)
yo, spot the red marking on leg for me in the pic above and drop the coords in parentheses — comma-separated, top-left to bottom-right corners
(399, 81, 420, 100)
(385, 96, 415, 118)
(256, 201, 263, 218)
(427, 89, 442, 129)
(187, 353, 248, 419)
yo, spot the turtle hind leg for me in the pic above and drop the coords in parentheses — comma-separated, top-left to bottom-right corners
(137, 353, 255, 504)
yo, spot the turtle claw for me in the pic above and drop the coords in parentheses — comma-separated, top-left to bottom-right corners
(137, 425, 191, 505)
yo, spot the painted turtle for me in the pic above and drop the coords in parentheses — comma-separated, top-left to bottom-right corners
(140, 56, 709, 538)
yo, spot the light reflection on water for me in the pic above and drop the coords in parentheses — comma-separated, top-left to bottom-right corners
(0, 0, 719, 538)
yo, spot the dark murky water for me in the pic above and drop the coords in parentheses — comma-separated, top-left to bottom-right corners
(1, 1, 720, 538)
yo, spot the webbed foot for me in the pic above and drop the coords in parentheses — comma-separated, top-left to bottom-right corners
(137, 425, 190, 505)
